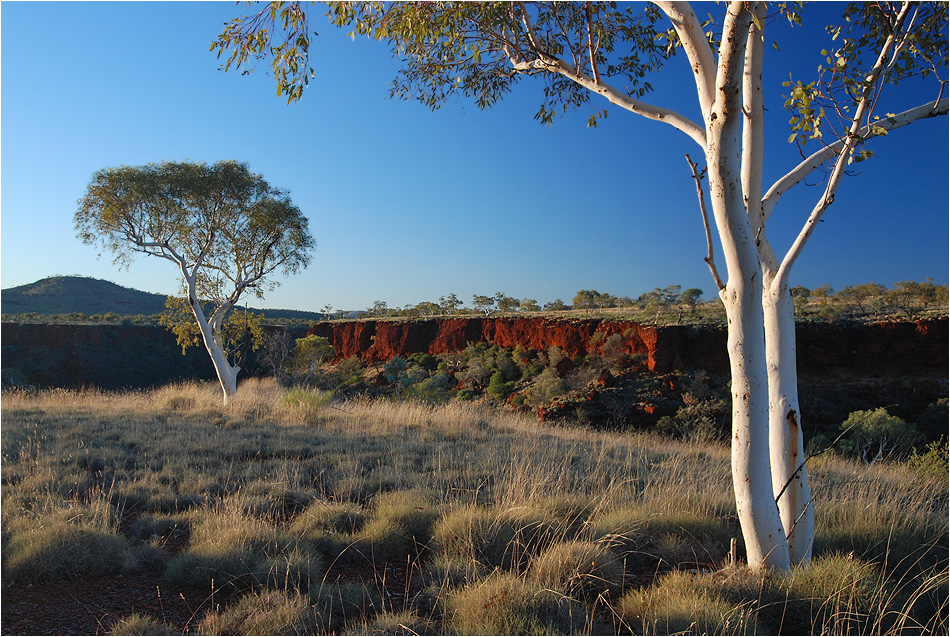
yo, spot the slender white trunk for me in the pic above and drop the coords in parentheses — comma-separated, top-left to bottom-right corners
(708, 2, 789, 572)
(184, 277, 240, 405)
(719, 276, 790, 570)
(763, 274, 813, 564)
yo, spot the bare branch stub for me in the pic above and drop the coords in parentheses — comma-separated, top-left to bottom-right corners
(686, 153, 725, 292)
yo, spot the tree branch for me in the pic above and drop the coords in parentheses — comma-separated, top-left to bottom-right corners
(686, 153, 725, 291)
(742, 3, 766, 250)
(772, 2, 919, 288)
(584, 1, 600, 85)
(761, 98, 949, 223)
(510, 1, 706, 146)
(652, 1, 717, 123)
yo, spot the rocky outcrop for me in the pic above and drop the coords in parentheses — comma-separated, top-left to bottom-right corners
(307, 316, 948, 377)
(307, 317, 685, 372)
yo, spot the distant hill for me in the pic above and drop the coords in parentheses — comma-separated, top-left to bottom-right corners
(1, 276, 326, 322)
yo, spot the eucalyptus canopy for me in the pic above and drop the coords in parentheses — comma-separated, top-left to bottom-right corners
(76, 160, 314, 403)
(212, 1, 947, 570)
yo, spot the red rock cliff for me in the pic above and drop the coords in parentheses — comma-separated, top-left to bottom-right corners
(307, 317, 697, 373)
(307, 316, 948, 376)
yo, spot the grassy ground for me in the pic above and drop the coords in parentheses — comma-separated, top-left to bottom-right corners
(2, 379, 946, 635)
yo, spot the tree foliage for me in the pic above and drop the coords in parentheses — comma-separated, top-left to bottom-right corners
(212, 2, 674, 126)
(783, 3, 947, 152)
(76, 161, 313, 303)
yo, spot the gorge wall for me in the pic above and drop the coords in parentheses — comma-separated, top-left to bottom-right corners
(307, 316, 948, 378)
(0, 323, 309, 390)
(2, 316, 944, 391)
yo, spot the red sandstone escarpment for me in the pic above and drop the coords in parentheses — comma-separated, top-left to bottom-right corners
(306, 316, 948, 377)
(307, 317, 681, 371)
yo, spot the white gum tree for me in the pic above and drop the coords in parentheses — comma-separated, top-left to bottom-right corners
(76, 160, 314, 405)
(213, 1, 948, 570)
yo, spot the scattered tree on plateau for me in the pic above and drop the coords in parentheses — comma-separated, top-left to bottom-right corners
(212, 2, 948, 570)
(76, 160, 314, 404)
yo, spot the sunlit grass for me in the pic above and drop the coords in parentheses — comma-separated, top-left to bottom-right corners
(2, 380, 946, 635)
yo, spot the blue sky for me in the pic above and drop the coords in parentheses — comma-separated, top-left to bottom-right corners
(2, 2, 947, 313)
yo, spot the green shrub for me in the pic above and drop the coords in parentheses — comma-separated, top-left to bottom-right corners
(838, 408, 921, 464)
(908, 437, 949, 479)
(487, 370, 515, 401)
(415, 371, 456, 404)
(276, 387, 332, 424)
(331, 356, 366, 390)
(522, 368, 567, 409)
(408, 352, 438, 371)
(384, 356, 411, 397)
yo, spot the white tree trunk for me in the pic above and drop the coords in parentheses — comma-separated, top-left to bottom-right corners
(707, 1, 790, 572)
(720, 281, 789, 571)
(763, 275, 814, 564)
(184, 277, 240, 405)
(203, 334, 239, 405)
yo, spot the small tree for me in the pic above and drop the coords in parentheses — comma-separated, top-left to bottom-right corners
(259, 328, 295, 385)
(439, 293, 461, 315)
(415, 301, 440, 317)
(368, 300, 389, 317)
(839, 408, 921, 465)
(790, 285, 811, 301)
(679, 288, 703, 314)
(495, 292, 521, 313)
(76, 160, 313, 404)
(383, 355, 412, 399)
(520, 298, 541, 313)
(812, 284, 835, 305)
(472, 294, 496, 316)
(890, 278, 941, 317)
(836, 282, 887, 316)
(288, 335, 334, 387)
(572, 289, 600, 313)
